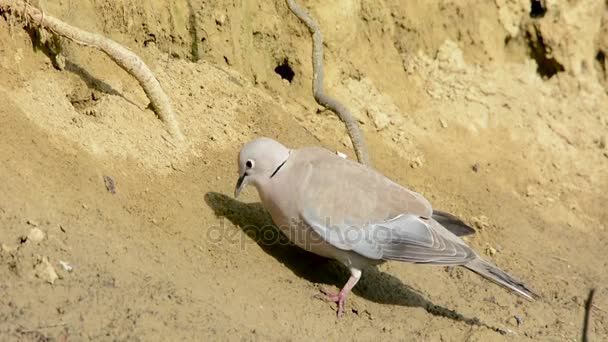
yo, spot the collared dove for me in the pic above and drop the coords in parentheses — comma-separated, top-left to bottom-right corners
(235, 137, 537, 317)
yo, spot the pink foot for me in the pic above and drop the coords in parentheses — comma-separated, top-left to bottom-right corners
(315, 269, 362, 318)
(318, 287, 346, 318)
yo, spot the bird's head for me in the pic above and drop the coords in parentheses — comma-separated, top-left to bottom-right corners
(234, 137, 291, 198)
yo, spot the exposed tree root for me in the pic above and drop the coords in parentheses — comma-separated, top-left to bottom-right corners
(0, 0, 184, 142)
(286, 0, 369, 165)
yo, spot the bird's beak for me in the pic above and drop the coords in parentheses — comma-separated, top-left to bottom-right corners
(234, 173, 248, 198)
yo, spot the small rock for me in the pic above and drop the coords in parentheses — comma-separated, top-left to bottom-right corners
(471, 215, 490, 230)
(27, 228, 45, 243)
(436, 40, 466, 72)
(507, 315, 523, 327)
(103, 175, 116, 194)
(1, 243, 17, 253)
(366, 107, 391, 131)
(439, 118, 448, 128)
(514, 315, 524, 326)
(485, 246, 497, 256)
(471, 163, 480, 172)
(410, 157, 424, 169)
(59, 261, 73, 273)
(215, 13, 227, 26)
(525, 185, 537, 197)
(36, 256, 59, 284)
(335, 151, 347, 159)
(26, 219, 39, 227)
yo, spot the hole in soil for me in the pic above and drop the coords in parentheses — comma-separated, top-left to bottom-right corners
(596, 50, 606, 75)
(274, 59, 294, 83)
(530, 0, 547, 18)
(525, 27, 564, 78)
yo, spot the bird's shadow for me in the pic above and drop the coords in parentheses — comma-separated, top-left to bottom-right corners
(204, 192, 494, 330)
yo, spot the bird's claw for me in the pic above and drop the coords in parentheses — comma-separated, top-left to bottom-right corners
(317, 287, 346, 318)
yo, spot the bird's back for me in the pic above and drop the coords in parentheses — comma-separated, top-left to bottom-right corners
(287, 146, 433, 226)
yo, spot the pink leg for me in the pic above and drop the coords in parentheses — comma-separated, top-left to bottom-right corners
(319, 268, 362, 318)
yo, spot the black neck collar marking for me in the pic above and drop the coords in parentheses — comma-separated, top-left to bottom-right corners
(270, 153, 290, 179)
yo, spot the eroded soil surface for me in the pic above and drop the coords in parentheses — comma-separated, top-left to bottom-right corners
(1, 1, 607, 340)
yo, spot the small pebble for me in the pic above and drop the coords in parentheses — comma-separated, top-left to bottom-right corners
(410, 157, 424, 169)
(507, 315, 523, 327)
(1, 243, 17, 253)
(103, 175, 116, 194)
(59, 261, 73, 273)
(471, 215, 490, 230)
(525, 185, 537, 197)
(36, 256, 59, 284)
(215, 13, 226, 26)
(27, 228, 45, 243)
(515, 315, 524, 326)
(335, 151, 347, 159)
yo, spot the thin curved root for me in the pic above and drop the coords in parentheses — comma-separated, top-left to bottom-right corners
(0, 0, 184, 142)
(286, 0, 369, 166)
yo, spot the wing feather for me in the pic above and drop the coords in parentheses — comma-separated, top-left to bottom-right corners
(373, 215, 476, 264)
(295, 148, 474, 265)
(301, 205, 383, 260)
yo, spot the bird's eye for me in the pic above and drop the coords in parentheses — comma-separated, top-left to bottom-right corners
(245, 160, 254, 169)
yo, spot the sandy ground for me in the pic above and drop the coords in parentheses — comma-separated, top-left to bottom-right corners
(1, 0, 607, 341)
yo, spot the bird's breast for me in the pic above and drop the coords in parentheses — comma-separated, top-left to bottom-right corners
(258, 190, 338, 259)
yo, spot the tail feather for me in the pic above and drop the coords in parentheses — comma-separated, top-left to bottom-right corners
(464, 258, 538, 301)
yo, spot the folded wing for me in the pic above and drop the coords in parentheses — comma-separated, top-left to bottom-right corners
(372, 214, 476, 264)
(295, 149, 475, 265)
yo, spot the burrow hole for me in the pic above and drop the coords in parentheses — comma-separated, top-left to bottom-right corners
(596, 50, 606, 76)
(526, 27, 564, 78)
(530, 0, 547, 18)
(274, 59, 294, 83)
